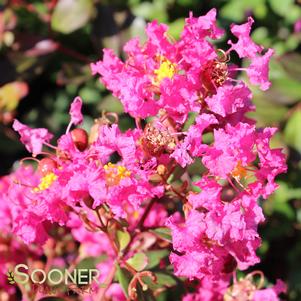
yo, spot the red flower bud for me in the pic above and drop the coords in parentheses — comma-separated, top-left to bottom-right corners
(71, 128, 88, 151)
(38, 158, 57, 175)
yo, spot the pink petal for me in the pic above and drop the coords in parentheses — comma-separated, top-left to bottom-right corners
(13, 119, 53, 155)
(69, 96, 83, 125)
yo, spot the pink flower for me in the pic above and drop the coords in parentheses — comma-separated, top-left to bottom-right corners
(105, 283, 126, 301)
(182, 9, 224, 40)
(205, 83, 253, 117)
(13, 119, 53, 155)
(2, 11, 288, 300)
(168, 174, 265, 280)
(67, 212, 114, 257)
(228, 17, 263, 58)
(246, 48, 274, 91)
(171, 114, 218, 167)
(69, 96, 83, 125)
(182, 278, 227, 301)
(202, 123, 257, 178)
(294, 19, 301, 33)
(224, 275, 286, 301)
(3, 166, 49, 244)
(198, 122, 286, 198)
(255, 127, 287, 197)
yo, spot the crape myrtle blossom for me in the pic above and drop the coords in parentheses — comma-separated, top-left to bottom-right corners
(12, 99, 163, 231)
(6, 9, 287, 301)
(0, 168, 43, 298)
(92, 9, 273, 125)
(12, 119, 53, 156)
(168, 178, 264, 280)
(182, 273, 286, 301)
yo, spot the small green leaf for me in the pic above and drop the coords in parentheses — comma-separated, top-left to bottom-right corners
(142, 272, 178, 290)
(51, 0, 93, 34)
(268, 0, 294, 18)
(126, 252, 148, 272)
(116, 264, 130, 298)
(79, 87, 101, 104)
(279, 53, 301, 82)
(145, 249, 169, 269)
(168, 18, 185, 40)
(284, 109, 301, 153)
(98, 95, 124, 114)
(149, 227, 172, 243)
(117, 230, 131, 251)
(155, 272, 178, 287)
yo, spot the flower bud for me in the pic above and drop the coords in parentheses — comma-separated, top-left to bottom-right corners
(221, 185, 238, 203)
(71, 128, 88, 151)
(83, 195, 94, 209)
(38, 157, 57, 175)
(157, 164, 167, 176)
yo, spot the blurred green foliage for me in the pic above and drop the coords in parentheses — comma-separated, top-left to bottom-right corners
(0, 0, 301, 300)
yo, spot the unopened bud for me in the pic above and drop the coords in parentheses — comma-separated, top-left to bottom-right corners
(71, 128, 88, 151)
(157, 164, 167, 176)
(38, 157, 57, 175)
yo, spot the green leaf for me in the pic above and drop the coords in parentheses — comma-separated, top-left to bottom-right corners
(279, 53, 301, 82)
(155, 273, 177, 287)
(145, 249, 169, 269)
(268, 0, 294, 18)
(168, 18, 185, 40)
(75, 257, 97, 270)
(284, 109, 301, 153)
(131, 0, 169, 23)
(51, 0, 93, 34)
(248, 96, 288, 126)
(149, 228, 172, 243)
(177, 0, 196, 6)
(142, 272, 177, 290)
(116, 264, 130, 298)
(126, 252, 148, 272)
(220, 0, 267, 22)
(272, 181, 301, 203)
(117, 230, 131, 251)
(98, 95, 124, 114)
(79, 87, 101, 104)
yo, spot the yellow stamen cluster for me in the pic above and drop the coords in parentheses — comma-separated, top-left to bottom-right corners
(33, 172, 57, 192)
(104, 162, 131, 186)
(153, 57, 176, 84)
(232, 161, 248, 180)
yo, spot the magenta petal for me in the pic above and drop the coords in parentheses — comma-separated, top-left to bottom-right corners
(246, 48, 274, 91)
(13, 119, 53, 155)
(228, 17, 263, 58)
(69, 96, 83, 125)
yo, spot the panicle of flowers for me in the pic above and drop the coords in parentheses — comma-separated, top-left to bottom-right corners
(4, 8, 287, 301)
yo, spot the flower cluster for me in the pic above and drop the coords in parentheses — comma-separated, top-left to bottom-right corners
(1, 8, 287, 301)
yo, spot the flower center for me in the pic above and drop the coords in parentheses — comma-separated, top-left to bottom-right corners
(104, 162, 131, 186)
(33, 172, 57, 192)
(141, 123, 176, 156)
(232, 161, 248, 180)
(153, 57, 176, 84)
(202, 59, 228, 91)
